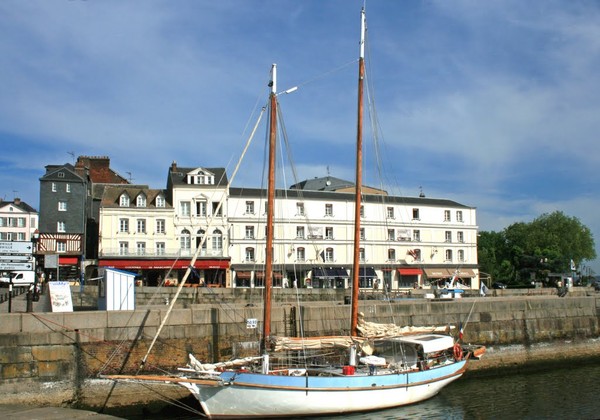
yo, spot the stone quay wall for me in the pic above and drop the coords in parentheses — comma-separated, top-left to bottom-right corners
(0, 287, 598, 410)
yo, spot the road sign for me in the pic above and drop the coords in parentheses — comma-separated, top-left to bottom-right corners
(0, 261, 34, 271)
(0, 255, 33, 263)
(0, 241, 33, 255)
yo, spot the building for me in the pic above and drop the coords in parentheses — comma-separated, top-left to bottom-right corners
(0, 198, 38, 242)
(38, 156, 129, 282)
(95, 165, 479, 290)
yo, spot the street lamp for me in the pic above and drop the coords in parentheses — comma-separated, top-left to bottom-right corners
(26, 229, 40, 313)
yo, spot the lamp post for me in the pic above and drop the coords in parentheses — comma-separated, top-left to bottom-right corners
(26, 229, 40, 313)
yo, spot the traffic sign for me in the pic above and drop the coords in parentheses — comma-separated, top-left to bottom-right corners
(0, 255, 33, 263)
(0, 241, 33, 255)
(0, 262, 34, 271)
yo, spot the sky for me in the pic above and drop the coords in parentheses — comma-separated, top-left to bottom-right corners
(1, 1, 599, 274)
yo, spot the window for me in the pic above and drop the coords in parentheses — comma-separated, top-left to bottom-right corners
(17, 217, 26, 227)
(58, 172, 65, 178)
(137, 219, 146, 234)
(56, 240, 66, 252)
(388, 229, 395, 241)
(325, 203, 333, 216)
(136, 194, 147, 207)
(18, 232, 25, 241)
(359, 248, 365, 262)
(156, 219, 165, 234)
(360, 228, 365, 240)
(51, 182, 57, 192)
(119, 218, 129, 233)
(58, 201, 67, 211)
(245, 226, 254, 239)
(458, 249, 465, 262)
(245, 247, 255, 262)
(66, 183, 71, 193)
(180, 229, 191, 250)
(119, 241, 129, 255)
(325, 247, 334, 263)
(296, 226, 305, 239)
(245, 201, 255, 214)
(212, 229, 223, 252)
(156, 242, 165, 256)
(212, 202, 222, 217)
(444, 210, 451, 222)
(456, 210, 463, 222)
(445, 249, 453, 262)
(296, 247, 305, 261)
(325, 227, 334, 240)
(180, 201, 191, 216)
(412, 208, 420, 220)
(413, 230, 421, 242)
(457, 231, 464, 243)
(156, 195, 165, 207)
(296, 202, 305, 216)
(445, 231, 452, 243)
(119, 194, 130, 207)
(197, 201, 207, 217)
(388, 248, 396, 261)
(360, 205, 365, 218)
(386, 207, 394, 219)
(414, 249, 422, 261)
(57, 221, 66, 232)
(136, 242, 146, 255)
(197, 229, 207, 253)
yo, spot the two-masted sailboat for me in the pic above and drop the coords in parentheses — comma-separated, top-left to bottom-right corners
(106, 8, 484, 418)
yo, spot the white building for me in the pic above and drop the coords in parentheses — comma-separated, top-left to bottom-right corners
(96, 167, 479, 290)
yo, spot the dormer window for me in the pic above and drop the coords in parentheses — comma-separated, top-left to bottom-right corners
(119, 193, 130, 207)
(186, 168, 215, 185)
(156, 195, 165, 208)
(136, 194, 147, 207)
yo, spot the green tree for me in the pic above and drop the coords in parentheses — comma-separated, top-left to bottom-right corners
(477, 211, 596, 285)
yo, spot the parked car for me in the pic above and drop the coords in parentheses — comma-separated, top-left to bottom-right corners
(0, 271, 36, 286)
(492, 282, 507, 289)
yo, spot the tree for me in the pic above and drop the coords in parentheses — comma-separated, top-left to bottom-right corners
(477, 211, 596, 285)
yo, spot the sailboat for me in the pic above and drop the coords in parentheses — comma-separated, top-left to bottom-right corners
(106, 8, 484, 418)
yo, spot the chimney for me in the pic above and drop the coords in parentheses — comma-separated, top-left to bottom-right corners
(171, 161, 177, 172)
(13, 198, 21, 205)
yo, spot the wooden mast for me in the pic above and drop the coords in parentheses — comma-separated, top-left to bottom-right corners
(262, 64, 277, 354)
(351, 8, 366, 337)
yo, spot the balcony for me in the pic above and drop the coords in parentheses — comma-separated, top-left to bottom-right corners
(100, 248, 223, 258)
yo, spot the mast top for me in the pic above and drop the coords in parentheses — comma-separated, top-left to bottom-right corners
(270, 64, 277, 94)
(359, 8, 366, 59)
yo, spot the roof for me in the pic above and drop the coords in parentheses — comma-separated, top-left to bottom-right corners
(0, 199, 37, 213)
(290, 176, 387, 195)
(100, 186, 171, 208)
(229, 187, 473, 208)
(167, 164, 229, 188)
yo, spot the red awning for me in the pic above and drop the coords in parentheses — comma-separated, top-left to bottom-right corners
(59, 256, 79, 265)
(397, 268, 423, 276)
(99, 259, 229, 270)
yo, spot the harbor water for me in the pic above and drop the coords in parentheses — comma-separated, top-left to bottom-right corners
(122, 361, 600, 419)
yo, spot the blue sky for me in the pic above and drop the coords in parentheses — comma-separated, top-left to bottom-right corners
(1, 1, 599, 274)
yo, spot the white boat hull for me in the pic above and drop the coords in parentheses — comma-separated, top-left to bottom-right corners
(180, 360, 467, 418)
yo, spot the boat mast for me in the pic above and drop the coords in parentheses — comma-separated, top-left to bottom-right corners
(351, 8, 366, 337)
(262, 64, 277, 354)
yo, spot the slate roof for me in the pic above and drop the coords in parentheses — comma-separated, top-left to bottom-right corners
(100, 186, 171, 208)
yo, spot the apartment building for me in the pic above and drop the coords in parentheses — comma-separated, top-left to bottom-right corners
(0, 198, 38, 242)
(95, 162, 478, 290)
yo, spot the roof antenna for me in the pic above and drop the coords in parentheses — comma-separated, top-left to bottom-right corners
(126, 172, 134, 183)
(67, 151, 75, 163)
(419, 186, 425, 198)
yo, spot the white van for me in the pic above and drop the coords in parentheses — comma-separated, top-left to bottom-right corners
(0, 271, 36, 286)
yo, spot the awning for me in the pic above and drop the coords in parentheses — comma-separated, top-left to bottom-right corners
(397, 268, 423, 276)
(59, 256, 79, 265)
(358, 267, 376, 278)
(254, 271, 283, 279)
(312, 267, 336, 278)
(335, 268, 349, 278)
(99, 259, 229, 270)
(423, 268, 475, 278)
(235, 271, 251, 279)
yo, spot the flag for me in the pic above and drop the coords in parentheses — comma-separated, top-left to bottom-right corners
(458, 322, 464, 341)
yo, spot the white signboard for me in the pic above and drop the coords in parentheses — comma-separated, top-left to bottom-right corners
(0, 261, 34, 271)
(48, 281, 74, 312)
(0, 255, 33, 263)
(0, 241, 33, 255)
